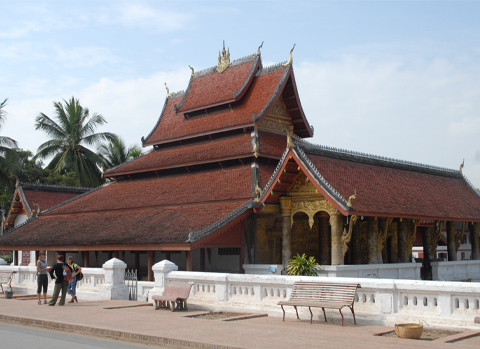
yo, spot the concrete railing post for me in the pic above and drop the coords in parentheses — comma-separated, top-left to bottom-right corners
(149, 260, 178, 301)
(99, 258, 129, 300)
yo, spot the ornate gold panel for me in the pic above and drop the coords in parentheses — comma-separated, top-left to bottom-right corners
(257, 97, 292, 133)
(288, 173, 322, 197)
(291, 199, 336, 229)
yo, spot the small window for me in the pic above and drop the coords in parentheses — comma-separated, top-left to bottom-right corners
(218, 248, 240, 255)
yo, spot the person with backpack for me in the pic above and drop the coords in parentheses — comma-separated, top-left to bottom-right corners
(67, 256, 82, 303)
(48, 254, 73, 306)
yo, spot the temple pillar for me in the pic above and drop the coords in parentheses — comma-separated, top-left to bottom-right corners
(367, 217, 379, 264)
(330, 212, 343, 265)
(398, 219, 409, 263)
(147, 251, 154, 281)
(319, 215, 331, 265)
(113, 251, 119, 259)
(422, 226, 434, 280)
(468, 222, 480, 260)
(83, 251, 90, 267)
(280, 197, 292, 268)
(446, 221, 457, 261)
(186, 251, 193, 271)
(390, 222, 399, 263)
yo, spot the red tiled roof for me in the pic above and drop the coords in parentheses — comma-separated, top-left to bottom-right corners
(177, 57, 259, 113)
(49, 166, 253, 215)
(142, 68, 287, 146)
(0, 202, 244, 247)
(106, 131, 286, 178)
(301, 147, 480, 220)
(1, 166, 255, 247)
(22, 188, 84, 212)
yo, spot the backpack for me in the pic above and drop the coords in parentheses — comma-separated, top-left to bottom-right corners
(63, 264, 73, 282)
(72, 263, 83, 281)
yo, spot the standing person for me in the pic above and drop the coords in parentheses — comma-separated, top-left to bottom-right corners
(67, 256, 81, 303)
(48, 254, 72, 306)
(36, 251, 49, 305)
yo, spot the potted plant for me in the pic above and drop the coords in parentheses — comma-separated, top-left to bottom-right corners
(286, 253, 319, 276)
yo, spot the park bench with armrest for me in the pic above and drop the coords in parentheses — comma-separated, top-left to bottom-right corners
(277, 281, 361, 326)
(0, 271, 16, 293)
(152, 282, 193, 312)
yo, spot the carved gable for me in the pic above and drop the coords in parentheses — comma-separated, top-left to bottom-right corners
(258, 96, 292, 134)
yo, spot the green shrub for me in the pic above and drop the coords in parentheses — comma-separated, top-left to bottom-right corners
(1, 254, 13, 263)
(286, 253, 319, 276)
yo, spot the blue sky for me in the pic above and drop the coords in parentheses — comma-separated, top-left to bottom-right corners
(1, 0, 480, 188)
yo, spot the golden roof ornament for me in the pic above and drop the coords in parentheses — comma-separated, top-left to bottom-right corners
(286, 125, 295, 149)
(282, 44, 296, 66)
(257, 41, 264, 56)
(460, 159, 464, 174)
(347, 189, 357, 208)
(216, 41, 231, 74)
(189, 65, 197, 77)
(164, 83, 172, 98)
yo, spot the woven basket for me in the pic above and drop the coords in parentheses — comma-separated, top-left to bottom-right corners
(395, 323, 423, 339)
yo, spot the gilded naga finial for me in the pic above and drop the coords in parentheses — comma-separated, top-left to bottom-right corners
(347, 189, 357, 208)
(257, 41, 264, 56)
(460, 159, 464, 174)
(282, 44, 296, 66)
(164, 83, 172, 98)
(217, 41, 231, 73)
(254, 182, 263, 202)
(286, 125, 295, 149)
(189, 65, 197, 77)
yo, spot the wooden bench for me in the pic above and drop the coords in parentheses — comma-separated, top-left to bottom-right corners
(277, 281, 361, 326)
(0, 271, 16, 293)
(152, 282, 193, 311)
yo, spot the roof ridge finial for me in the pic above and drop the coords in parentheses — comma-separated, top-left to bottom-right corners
(164, 83, 172, 98)
(189, 65, 197, 77)
(282, 44, 296, 66)
(460, 159, 464, 174)
(217, 40, 231, 73)
(257, 41, 264, 56)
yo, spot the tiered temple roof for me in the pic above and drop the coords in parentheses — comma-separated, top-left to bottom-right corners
(1, 44, 479, 253)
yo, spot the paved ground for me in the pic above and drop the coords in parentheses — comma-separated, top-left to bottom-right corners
(1, 295, 480, 348)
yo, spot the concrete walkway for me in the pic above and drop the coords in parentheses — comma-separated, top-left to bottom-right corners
(1, 296, 480, 348)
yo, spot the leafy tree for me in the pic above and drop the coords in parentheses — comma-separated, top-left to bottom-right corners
(0, 98, 19, 187)
(43, 170, 81, 187)
(286, 253, 319, 276)
(98, 135, 142, 169)
(34, 96, 115, 187)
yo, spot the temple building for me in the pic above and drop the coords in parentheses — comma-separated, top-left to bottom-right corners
(1, 43, 480, 280)
(1, 182, 90, 265)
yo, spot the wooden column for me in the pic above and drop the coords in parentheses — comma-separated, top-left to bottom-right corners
(398, 219, 409, 263)
(147, 251, 154, 281)
(83, 251, 90, 267)
(446, 221, 457, 261)
(367, 217, 379, 264)
(165, 251, 171, 261)
(200, 248, 205, 271)
(330, 212, 343, 265)
(422, 226, 434, 280)
(239, 245, 245, 274)
(114, 251, 119, 259)
(107, 251, 113, 260)
(390, 222, 399, 263)
(469, 222, 480, 260)
(186, 251, 193, 271)
(280, 197, 292, 268)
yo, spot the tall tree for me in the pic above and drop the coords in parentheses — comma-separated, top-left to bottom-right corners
(34, 97, 115, 187)
(98, 135, 142, 169)
(0, 98, 19, 186)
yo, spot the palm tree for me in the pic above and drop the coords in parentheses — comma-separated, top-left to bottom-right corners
(98, 135, 142, 169)
(0, 98, 19, 185)
(34, 96, 115, 187)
